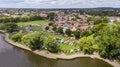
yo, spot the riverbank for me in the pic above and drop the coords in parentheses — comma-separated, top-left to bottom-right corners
(0, 30, 119, 67)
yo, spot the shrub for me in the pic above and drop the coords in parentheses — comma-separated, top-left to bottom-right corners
(52, 26, 57, 32)
(57, 27, 63, 34)
(44, 38, 60, 53)
(65, 29, 72, 36)
(21, 32, 44, 49)
(45, 26, 49, 31)
(73, 30, 80, 39)
(3, 22, 19, 33)
(11, 33, 22, 42)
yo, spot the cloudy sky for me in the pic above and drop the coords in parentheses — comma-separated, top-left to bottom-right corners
(0, 0, 120, 8)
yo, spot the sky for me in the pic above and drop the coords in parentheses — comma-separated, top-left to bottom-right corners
(0, 0, 120, 8)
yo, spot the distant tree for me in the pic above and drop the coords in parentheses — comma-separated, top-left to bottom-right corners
(73, 30, 80, 39)
(65, 29, 72, 36)
(45, 26, 49, 31)
(102, 17, 110, 23)
(48, 22, 54, 26)
(57, 27, 63, 34)
(52, 26, 57, 32)
(47, 12, 55, 21)
(81, 30, 92, 37)
(87, 16, 95, 22)
(93, 23, 108, 32)
(94, 19, 102, 25)
(44, 38, 60, 53)
(3, 22, 19, 33)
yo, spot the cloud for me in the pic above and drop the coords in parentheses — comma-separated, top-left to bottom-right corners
(0, 0, 120, 8)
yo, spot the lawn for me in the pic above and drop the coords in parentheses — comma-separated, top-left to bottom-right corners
(60, 44, 79, 51)
(17, 20, 50, 26)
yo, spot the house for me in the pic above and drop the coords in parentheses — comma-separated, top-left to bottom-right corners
(79, 25, 89, 32)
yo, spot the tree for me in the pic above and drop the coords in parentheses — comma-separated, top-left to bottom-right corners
(47, 12, 55, 21)
(95, 22, 120, 59)
(48, 22, 54, 26)
(44, 38, 60, 53)
(94, 18, 102, 25)
(81, 30, 92, 37)
(11, 33, 22, 42)
(93, 23, 108, 32)
(21, 32, 44, 49)
(45, 26, 49, 31)
(79, 35, 94, 54)
(3, 22, 19, 33)
(102, 17, 109, 23)
(57, 27, 63, 34)
(52, 26, 57, 32)
(65, 29, 72, 36)
(87, 16, 95, 22)
(73, 30, 80, 39)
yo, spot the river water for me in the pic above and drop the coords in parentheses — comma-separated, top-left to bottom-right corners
(0, 34, 113, 67)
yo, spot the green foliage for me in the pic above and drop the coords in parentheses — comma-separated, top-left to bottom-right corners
(93, 23, 108, 32)
(84, 10, 120, 16)
(95, 22, 120, 59)
(21, 32, 44, 49)
(65, 29, 72, 36)
(45, 26, 49, 31)
(94, 18, 102, 25)
(87, 16, 95, 21)
(81, 30, 92, 37)
(0, 15, 44, 23)
(73, 30, 80, 39)
(94, 17, 109, 25)
(0, 24, 5, 30)
(3, 22, 19, 33)
(52, 26, 57, 32)
(44, 38, 60, 53)
(79, 35, 94, 54)
(47, 12, 55, 21)
(11, 33, 22, 42)
(57, 27, 63, 34)
(48, 22, 54, 26)
(71, 18, 77, 21)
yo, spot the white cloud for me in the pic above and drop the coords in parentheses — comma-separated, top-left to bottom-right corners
(0, 0, 120, 8)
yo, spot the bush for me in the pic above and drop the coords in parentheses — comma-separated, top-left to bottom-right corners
(3, 22, 19, 33)
(79, 36, 94, 54)
(48, 22, 54, 26)
(47, 12, 55, 21)
(57, 27, 63, 34)
(73, 30, 80, 39)
(45, 26, 49, 31)
(0, 24, 5, 30)
(11, 33, 22, 42)
(44, 38, 60, 53)
(65, 29, 72, 36)
(21, 32, 44, 49)
(52, 26, 57, 32)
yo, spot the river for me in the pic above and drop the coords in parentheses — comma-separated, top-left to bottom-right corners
(0, 33, 113, 67)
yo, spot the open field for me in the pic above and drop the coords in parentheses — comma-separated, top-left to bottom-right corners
(60, 44, 79, 51)
(17, 20, 50, 26)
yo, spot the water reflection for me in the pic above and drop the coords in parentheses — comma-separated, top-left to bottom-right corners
(24, 49, 113, 67)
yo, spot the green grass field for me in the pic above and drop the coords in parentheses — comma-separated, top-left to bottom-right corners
(17, 20, 50, 26)
(60, 44, 79, 51)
